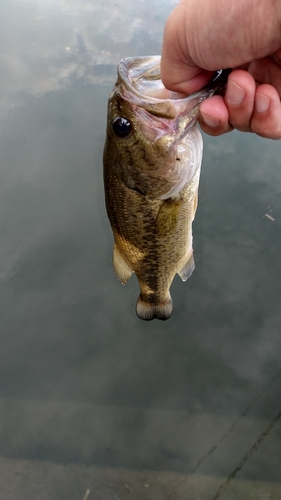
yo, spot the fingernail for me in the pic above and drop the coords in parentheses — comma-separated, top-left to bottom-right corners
(226, 80, 245, 105)
(201, 113, 221, 128)
(255, 93, 270, 113)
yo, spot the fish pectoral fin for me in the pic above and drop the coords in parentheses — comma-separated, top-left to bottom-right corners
(156, 198, 182, 236)
(113, 244, 133, 284)
(178, 253, 195, 282)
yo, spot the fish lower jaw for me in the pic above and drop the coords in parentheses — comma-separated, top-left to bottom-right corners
(136, 293, 173, 321)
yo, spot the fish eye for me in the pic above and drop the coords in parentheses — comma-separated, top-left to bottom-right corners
(112, 116, 132, 138)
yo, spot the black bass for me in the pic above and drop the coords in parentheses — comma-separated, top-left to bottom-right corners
(103, 56, 227, 321)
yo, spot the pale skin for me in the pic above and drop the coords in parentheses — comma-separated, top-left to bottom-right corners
(161, 0, 281, 139)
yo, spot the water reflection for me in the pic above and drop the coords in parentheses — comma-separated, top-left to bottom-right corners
(0, 0, 177, 109)
(0, 0, 281, 499)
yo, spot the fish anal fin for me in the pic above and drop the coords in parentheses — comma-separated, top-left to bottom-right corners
(113, 244, 133, 284)
(178, 253, 195, 282)
(136, 294, 173, 321)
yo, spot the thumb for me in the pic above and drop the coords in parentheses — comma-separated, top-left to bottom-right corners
(160, 8, 214, 94)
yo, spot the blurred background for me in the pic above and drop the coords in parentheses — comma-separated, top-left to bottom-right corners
(0, 1, 280, 499)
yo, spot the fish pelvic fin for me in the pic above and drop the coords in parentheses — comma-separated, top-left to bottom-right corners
(113, 244, 133, 284)
(136, 294, 173, 321)
(178, 253, 195, 282)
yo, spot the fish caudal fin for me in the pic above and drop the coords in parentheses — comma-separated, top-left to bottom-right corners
(136, 295, 173, 321)
(113, 244, 133, 284)
(178, 254, 195, 282)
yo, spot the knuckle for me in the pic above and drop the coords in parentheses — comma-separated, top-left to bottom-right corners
(227, 107, 253, 132)
(251, 113, 281, 139)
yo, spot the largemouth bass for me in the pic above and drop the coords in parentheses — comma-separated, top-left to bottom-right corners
(103, 56, 227, 321)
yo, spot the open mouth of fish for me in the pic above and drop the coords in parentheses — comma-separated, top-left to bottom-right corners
(118, 56, 228, 136)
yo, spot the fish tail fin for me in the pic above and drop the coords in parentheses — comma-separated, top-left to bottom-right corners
(136, 294, 173, 321)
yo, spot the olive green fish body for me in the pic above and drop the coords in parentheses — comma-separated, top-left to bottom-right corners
(103, 56, 225, 320)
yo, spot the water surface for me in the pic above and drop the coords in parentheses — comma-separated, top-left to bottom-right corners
(0, 1, 281, 499)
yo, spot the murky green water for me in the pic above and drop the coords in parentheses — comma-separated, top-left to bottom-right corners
(0, 1, 281, 499)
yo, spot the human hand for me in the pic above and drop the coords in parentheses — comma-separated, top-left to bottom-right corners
(161, 0, 281, 139)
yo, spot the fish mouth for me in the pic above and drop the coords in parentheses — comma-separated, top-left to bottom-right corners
(117, 56, 229, 140)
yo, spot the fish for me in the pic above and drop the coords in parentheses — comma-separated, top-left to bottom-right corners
(103, 56, 228, 321)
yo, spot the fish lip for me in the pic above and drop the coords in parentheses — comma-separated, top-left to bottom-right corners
(117, 56, 230, 135)
(117, 55, 229, 105)
(118, 56, 211, 122)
